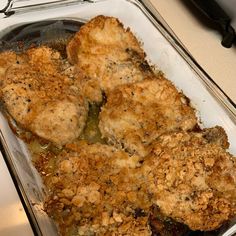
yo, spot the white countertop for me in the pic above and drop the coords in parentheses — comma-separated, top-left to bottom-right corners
(0, 153, 33, 236)
(0, 0, 235, 235)
(151, 0, 236, 104)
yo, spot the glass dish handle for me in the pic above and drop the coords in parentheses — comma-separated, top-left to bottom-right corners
(0, 0, 89, 16)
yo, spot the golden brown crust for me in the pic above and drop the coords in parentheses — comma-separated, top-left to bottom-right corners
(67, 15, 153, 103)
(44, 142, 151, 235)
(43, 130, 236, 233)
(0, 46, 88, 145)
(141, 131, 236, 231)
(99, 77, 197, 157)
(0, 51, 18, 83)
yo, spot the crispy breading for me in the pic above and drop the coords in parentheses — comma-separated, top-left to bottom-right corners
(67, 15, 153, 103)
(0, 46, 88, 145)
(0, 51, 19, 82)
(99, 77, 197, 157)
(141, 130, 236, 231)
(44, 142, 151, 236)
(43, 129, 235, 234)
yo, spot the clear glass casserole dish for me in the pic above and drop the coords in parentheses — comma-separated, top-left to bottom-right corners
(0, 0, 236, 235)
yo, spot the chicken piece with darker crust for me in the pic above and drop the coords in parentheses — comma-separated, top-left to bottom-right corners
(99, 77, 197, 157)
(140, 129, 236, 231)
(0, 46, 88, 146)
(67, 15, 153, 103)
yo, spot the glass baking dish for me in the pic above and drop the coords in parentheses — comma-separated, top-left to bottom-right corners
(0, 0, 236, 235)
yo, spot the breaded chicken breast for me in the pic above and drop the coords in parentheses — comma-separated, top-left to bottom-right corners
(43, 127, 235, 234)
(0, 47, 88, 146)
(44, 142, 151, 236)
(67, 15, 153, 103)
(141, 129, 236, 231)
(99, 77, 197, 157)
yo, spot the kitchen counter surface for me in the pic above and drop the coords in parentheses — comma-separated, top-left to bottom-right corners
(0, 0, 235, 235)
(151, 0, 236, 103)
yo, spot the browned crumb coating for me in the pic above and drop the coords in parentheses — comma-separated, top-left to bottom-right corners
(0, 47, 88, 146)
(44, 142, 151, 236)
(99, 78, 197, 157)
(67, 15, 153, 103)
(141, 131, 236, 231)
(44, 128, 235, 234)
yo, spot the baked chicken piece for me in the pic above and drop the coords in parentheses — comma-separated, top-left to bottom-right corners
(44, 142, 151, 236)
(141, 127, 236, 231)
(0, 46, 88, 146)
(67, 15, 153, 103)
(99, 77, 197, 157)
(43, 127, 235, 234)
